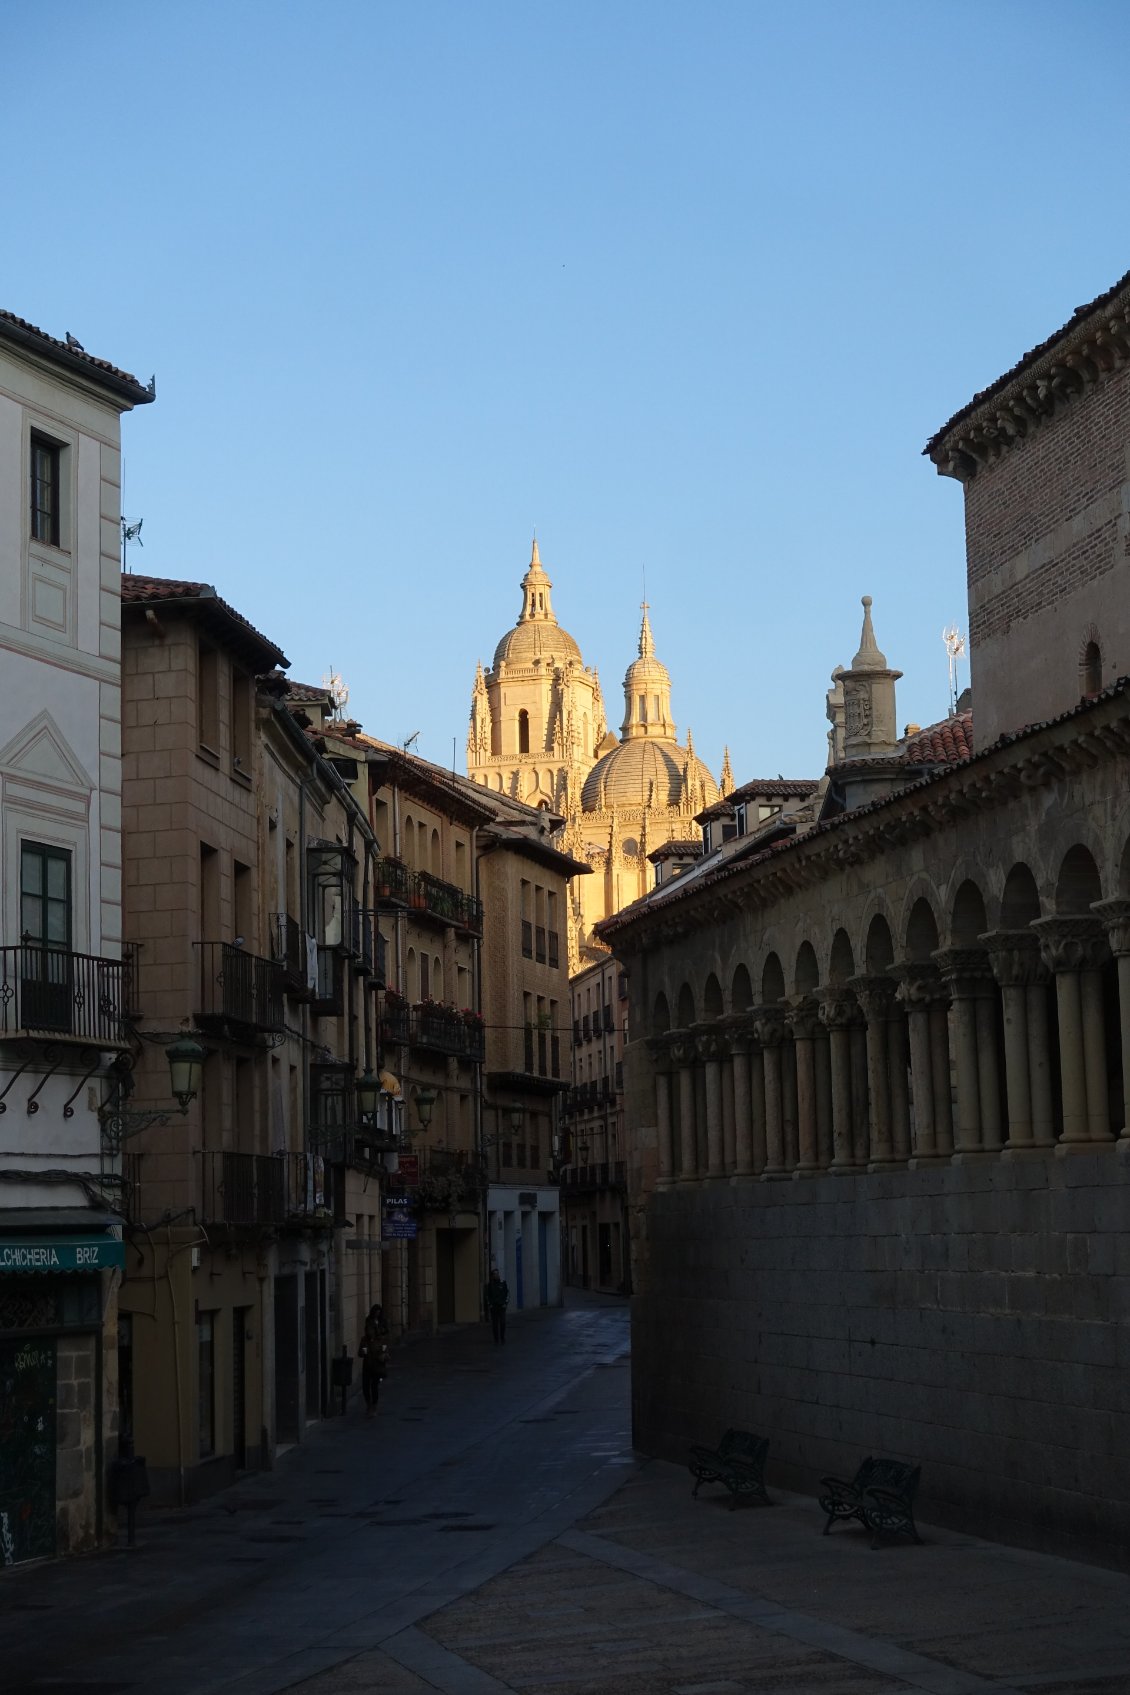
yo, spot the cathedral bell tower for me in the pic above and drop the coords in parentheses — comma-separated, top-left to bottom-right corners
(467, 538, 605, 813)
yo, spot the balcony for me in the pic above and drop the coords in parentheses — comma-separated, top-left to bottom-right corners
(375, 856, 413, 909)
(602, 1005, 615, 1034)
(270, 913, 311, 999)
(199, 1151, 329, 1229)
(311, 944, 344, 1016)
(196, 942, 284, 1037)
(0, 945, 131, 1046)
(416, 872, 483, 936)
(350, 907, 377, 976)
(418, 1147, 485, 1212)
(312, 1071, 402, 1158)
(382, 998, 484, 1062)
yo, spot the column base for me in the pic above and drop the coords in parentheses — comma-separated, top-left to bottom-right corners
(828, 1161, 862, 1175)
(865, 1158, 903, 1173)
(791, 1164, 821, 1180)
(729, 1169, 756, 1184)
(1000, 1144, 1055, 1161)
(760, 1167, 792, 1181)
(1054, 1138, 1116, 1157)
(950, 1148, 1003, 1164)
(704, 1171, 729, 1183)
(907, 1153, 951, 1168)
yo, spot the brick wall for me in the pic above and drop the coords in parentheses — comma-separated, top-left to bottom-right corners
(963, 361, 1130, 749)
(633, 1154, 1130, 1566)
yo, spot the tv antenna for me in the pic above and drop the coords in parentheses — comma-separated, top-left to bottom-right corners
(322, 668, 350, 718)
(942, 625, 966, 716)
(121, 517, 143, 573)
(403, 730, 420, 754)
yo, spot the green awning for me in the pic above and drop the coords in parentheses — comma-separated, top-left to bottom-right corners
(0, 1233, 125, 1273)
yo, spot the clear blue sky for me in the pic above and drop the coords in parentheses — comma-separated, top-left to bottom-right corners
(8, 2, 1128, 782)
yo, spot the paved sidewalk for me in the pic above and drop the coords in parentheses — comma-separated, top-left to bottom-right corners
(2, 1293, 1128, 1694)
(296, 1458, 1130, 1695)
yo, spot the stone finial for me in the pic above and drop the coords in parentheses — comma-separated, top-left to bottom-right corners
(530, 535, 540, 568)
(720, 746, 734, 795)
(851, 595, 888, 671)
(639, 601, 655, 657)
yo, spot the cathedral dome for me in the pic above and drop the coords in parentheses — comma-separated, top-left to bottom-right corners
(581, 737, 719, 813)
(490, 538, 585, 671)
(493, 620, 583, 669)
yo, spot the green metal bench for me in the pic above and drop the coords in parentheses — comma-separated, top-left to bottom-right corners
(688, 1429, 771, 1508)
(819, 1455, 921, 1548)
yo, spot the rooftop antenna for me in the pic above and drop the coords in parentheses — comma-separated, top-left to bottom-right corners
(121, 516, 143, 574)
(322, 667, 349, 719)
(403, 730, 420, 753)
(942, 625, 966, 716)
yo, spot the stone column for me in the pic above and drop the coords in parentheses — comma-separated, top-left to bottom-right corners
(694, 1025, 726, 1180)
(1092, 898, 1130, 1141)
(894, 965, 944, 1163)
(749, 1042, 767, 1175)
(786, 997, 821, 1177)
(934, 948, 993, 1158)
(849, 1020, 870, 1167)
(645, 1036, 675, 1186)
(752, 1007, 788, 1179)
(1034, 917, 1113, 1150)
(726, 1017, 756, 1177)
(928, 994, 955, 1157)
(669, 1032, 698, 1180)
(781, 1031, 799, 1172)
(981, 931, 1044, 1155)
(851, 975, 898, 1169)
(721, 1042, 736, 1173)
(816, 987, 859, 1172)
(814, 1027, 834, 1170)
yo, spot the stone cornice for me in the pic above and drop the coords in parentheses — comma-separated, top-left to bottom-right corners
(925, 273, 1130, 482)
(602, 683, 1130, 958)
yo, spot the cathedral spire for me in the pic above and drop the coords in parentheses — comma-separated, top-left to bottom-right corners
(621, 603, 675, 740)
(639, 601, 655, 657)
(720, 746, 734, 795)
(519, 535, 556, 624)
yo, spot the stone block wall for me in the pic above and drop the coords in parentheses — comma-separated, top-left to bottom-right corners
(632, 1152, 1130, 1567)
(55, 1334, 99, 1554)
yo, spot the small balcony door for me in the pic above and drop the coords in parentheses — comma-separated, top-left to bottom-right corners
(20, 841, 72, 1032)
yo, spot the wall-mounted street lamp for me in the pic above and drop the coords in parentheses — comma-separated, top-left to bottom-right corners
(356, 1069, 381, 1124)
(98, 1036, 205, 1153)
(508, 1104, 526, 1136)
(413, 1085, 439, 1132)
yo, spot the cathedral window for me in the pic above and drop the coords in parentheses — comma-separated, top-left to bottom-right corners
(638, 694, 647, 721)
(518, 709, 530, 754)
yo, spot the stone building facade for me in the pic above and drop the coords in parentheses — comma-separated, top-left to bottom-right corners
(0, 311, 151, 1563)
(602, 267, 1130, 1565)
(118, 579, 388, 1500)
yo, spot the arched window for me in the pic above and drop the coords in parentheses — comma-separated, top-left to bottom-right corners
(1081, 639, 1102, 697)
(518, 709, 530, 755)
(420, 954, 430, 1000)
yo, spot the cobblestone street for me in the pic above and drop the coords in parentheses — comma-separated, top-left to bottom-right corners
(1, 1294, 1128, 1695)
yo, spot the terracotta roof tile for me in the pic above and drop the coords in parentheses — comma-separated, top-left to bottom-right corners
(120, 574, 287, 668)
(0, 308, 153, 404)
(726, 777, 819, 804)
(901, 710, 973, 766)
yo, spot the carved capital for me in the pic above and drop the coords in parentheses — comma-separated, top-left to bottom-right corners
(720, 1011, 756, 1054)
(979, 929, 1047, 988)
(1092, 898, 1130, 958)
(847, 973, 898, 1023)
(667, 1028, 697, 1068)
(691, 1022, 724, 1064)
(785, 995, 822, 1042)
(1032, 916, 1110, 976)
(751, 1006, 787, 1048)
(890, 961, 947, 1011)
(814, 984, 861, 1031)
(645, 1034, 675, 1070)
(932, 946, 994, 997)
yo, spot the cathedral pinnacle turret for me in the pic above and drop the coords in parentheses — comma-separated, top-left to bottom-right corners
(519, 536, 556, 625)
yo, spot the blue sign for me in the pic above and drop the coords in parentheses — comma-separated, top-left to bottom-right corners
(381, 1193, 417, 1241)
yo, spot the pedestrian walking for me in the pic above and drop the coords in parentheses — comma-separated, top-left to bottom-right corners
(367, 1302, 389, 1337)
(484, 1267, 509, 1344)
(357, 1318, 388, 1416)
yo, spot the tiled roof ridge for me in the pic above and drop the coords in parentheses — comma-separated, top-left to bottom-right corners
(725, 776, 820, 803)
(0, 307, 153, 402)
(599, 677, 1130, 939)
(924, 265, 1130, 459)
(901, 709, 974, 766)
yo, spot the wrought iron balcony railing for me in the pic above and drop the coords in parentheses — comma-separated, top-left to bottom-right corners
(416, 872, 483, 935)
(270, 913, 310, 998)
(374, 857, 414, 907)
(381, 999, 484, 1061)
(0, 944, 130, 1045)
(199, 1150, 330, 1227)
(196, 942, 285, 1035)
